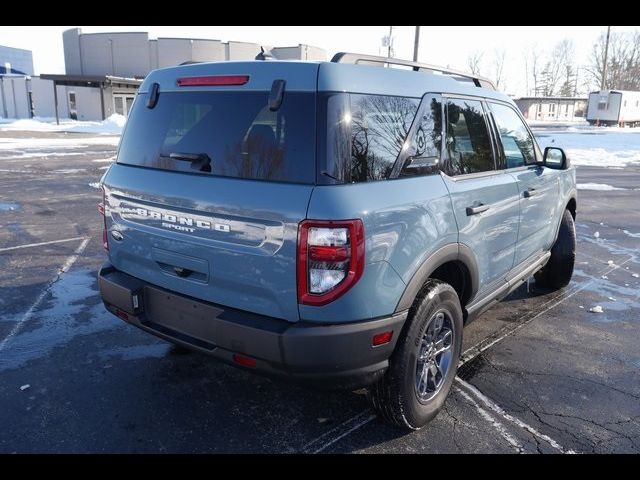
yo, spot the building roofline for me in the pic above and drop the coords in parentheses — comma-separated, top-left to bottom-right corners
(0, 44, 33, 54)
(156, 37, 222, 42)
(39, 73, 142, 86)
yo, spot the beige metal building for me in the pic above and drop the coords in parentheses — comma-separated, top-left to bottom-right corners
(62, 28, 326, 78)
(514, 96, 587, 121)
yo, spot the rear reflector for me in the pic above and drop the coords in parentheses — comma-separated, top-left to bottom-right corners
(115, 309, 129, 321)
(176, 75, 249, 87)
(372, 331, 393, 346)
(232, 353, 257, 368)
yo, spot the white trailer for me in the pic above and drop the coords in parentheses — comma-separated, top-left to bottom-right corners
(586, 90, 640, 126)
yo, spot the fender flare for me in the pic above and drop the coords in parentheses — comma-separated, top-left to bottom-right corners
(394, 243, 479, 312)
(551, 191, 577, 244)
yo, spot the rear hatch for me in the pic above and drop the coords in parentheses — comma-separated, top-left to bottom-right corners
(102, 62, 319, 322)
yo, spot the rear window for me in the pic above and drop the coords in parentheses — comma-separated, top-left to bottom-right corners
(117, 91, 316, 184)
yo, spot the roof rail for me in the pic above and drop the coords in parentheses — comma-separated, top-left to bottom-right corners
(331, 52, 496, 90)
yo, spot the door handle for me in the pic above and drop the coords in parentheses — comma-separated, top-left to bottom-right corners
(523, 188, 538, 198)
(466, 203, 490, 216)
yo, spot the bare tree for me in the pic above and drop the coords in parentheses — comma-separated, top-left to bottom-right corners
(539, 39, 575, 96)
(467, 50, 484, 75)
(586, 30, 640, 90)
(524, 44, 542, 96)
(492, 49, 506, 90)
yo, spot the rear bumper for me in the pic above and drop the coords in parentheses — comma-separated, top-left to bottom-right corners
(98, 263, 407, 389)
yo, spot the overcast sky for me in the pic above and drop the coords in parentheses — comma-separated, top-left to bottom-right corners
(1, 26, 636, 96)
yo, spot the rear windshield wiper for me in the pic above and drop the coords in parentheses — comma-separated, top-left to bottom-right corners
(168, 152, 211, 173)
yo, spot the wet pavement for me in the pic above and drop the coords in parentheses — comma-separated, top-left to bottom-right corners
(0, 130, 639, 453)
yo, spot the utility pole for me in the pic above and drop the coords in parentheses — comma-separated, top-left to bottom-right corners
(387, 26, 393, 58)
(413, 26, 421, 62)
(601, 26, 611, 90)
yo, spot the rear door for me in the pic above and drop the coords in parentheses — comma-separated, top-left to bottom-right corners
(487, 101, 560, 266)
(439, 97, 520, 296)
(102, 63, 318, 322)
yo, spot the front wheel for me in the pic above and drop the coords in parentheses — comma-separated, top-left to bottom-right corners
(368, 279, 463, 430)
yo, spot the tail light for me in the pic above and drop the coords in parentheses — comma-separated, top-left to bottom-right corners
(297, 219, 364, 306)
(98, 187, 108, 251)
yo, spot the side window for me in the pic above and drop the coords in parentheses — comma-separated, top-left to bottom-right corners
(444, 98, 494, 175)
(489, 103, 536, 168)
(399, 95, 442, 177)
(350, 94, 420, 182)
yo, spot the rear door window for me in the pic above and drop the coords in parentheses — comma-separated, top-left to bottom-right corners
(444, 98, 495, 175)
(117, 91, 316, 184)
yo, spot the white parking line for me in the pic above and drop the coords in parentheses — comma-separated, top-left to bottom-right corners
(300, 410, 375, 453)
(0, 238, 90, 353)
(454, 386, 524, 453)
(455, 377, 575, 454)
(0, 236, 87, 253)
(459, 255, 633, 366)
(300, 256, 633, 453)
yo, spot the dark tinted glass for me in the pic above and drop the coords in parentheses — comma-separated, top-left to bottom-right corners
(489, 103, 536, 168)
(444, 99, 494, 175)
(117, 91, 315, 184)
(350, 94, 420, 182)
(399, 96, 442, 177)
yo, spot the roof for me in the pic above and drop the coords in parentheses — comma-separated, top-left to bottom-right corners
(38, 74, 143, 87)
(514, 96, 587, 101)
(589, 90, 640, 95)
(140, 60, 512, 103)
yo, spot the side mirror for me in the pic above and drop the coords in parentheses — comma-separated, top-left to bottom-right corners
(543, 147, 569, 170)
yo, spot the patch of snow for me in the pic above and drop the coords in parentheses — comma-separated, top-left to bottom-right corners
(532, 127, 640, 167)
(92, 157, 116, 163)
(0, 137, 120, 151)
(20, 384, 30, 391)
(577, 183, 626, 191)
(607, 260, 614, 265)
(594, 231, 600, 238)
(608, 297, 616, 301)
(88, 182, 101, 189)
(0, 114, 126, 135)
(633, 273, 640, 278)
(589, 306, 604, 313)
(623, 230, 640, 239)
(54, 168, 85, 174)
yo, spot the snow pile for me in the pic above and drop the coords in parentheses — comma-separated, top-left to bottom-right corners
(0, 136, 120, 151)
(0, 114, 126, 135)
(533, 127, 640, 167)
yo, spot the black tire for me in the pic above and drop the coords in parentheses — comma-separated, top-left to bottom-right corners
(368, 279, 463, 430)
(535, 209, 576, 289)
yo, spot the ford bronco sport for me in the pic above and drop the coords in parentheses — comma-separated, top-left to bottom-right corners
(98, 53, 577, 430)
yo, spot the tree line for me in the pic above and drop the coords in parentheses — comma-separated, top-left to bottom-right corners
(467, 29, 640, 96)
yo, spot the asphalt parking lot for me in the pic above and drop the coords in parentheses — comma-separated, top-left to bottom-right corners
(1, 129, 639, 453)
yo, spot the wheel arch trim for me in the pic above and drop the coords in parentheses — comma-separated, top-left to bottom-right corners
(394, 243, 479, 313)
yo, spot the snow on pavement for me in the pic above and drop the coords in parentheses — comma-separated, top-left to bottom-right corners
(577, 183, 627, 191)
(0, 136, 120, 152)
(0, 114, 126, 135)
(532, 126, 640, 167)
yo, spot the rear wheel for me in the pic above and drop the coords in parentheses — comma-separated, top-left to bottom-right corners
(368, 279, 463, 430)
(535, 209, 576, 289)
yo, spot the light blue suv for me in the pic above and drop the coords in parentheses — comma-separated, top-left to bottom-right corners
(98, 53, 577, 430)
